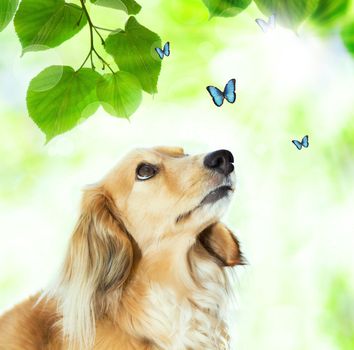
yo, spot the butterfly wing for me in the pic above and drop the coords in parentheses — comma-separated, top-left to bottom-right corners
(302, 135, 309, 148)
(269, 14, 276, 29)
(292, 140, 303, 150)
(206, 86, 225, 107)
(155, 47, 164, 59)
(255, 18, 269, 33)
(223, 78, 236, 104)
(163, 41, 170, 56)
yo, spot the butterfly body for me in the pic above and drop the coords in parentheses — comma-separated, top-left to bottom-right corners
(206, 79, 236, 107)
(255, 14, 276, 33)
(292, 135, 309, 150)
(155, 42, 170, 59)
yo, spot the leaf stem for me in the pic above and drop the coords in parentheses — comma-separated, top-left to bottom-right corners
(79, 0, 115, 73)
(79, 50, 91, 70)
(93, 25, 116, 32)
(93, 26, 106, 45)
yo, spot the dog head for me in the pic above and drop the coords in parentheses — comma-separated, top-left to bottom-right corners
(58, 146, 243, 349)
(103, 146, 236, 246)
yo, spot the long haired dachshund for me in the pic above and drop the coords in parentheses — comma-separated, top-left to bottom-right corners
(0, 146, 244, 350)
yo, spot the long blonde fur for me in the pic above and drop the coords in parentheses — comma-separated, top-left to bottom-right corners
(48, 187, 136, 349)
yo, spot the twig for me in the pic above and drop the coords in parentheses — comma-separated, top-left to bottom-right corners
(79, 0, 115, 73)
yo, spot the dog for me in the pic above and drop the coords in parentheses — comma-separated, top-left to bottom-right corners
(0, 146, 244, 350)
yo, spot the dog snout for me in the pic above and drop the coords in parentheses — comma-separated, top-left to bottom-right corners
(203, 150, 234, 176)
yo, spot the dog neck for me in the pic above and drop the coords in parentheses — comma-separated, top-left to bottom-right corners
(114, 233, 231, 350)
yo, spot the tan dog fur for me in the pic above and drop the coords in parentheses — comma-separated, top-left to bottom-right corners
(0, 146, 243, 350)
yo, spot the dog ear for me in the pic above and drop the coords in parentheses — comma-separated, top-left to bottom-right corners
(58, 186, 137, 349)
(198, 222, 245, 267)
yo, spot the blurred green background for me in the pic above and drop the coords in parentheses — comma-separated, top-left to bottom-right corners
(1, 1, 354, 349)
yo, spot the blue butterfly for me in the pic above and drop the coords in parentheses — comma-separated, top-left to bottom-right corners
(206, 79, 236, 107)
(292, 135, 309, 150)
(155, 42, 170, 59)
(255, 14, 276, 33)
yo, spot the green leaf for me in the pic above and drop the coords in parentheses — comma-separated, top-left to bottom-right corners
(341, 20, 354, 56)
(27, 66, 100, 141)
(90, 0, 141, 15)
(311, 0, 350, 25)
(254, 0, 319, 29)
(202, 0, 252, 18)
(14, 0, 87, 54)
(0, 0, 18, 32)
(105, 16, 161, 94)
(97, 71, 142, 118)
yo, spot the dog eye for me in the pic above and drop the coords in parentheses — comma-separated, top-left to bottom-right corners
(136, 163, 158, 181)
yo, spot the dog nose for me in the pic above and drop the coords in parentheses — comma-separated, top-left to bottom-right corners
(203, 150, 234, 176)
